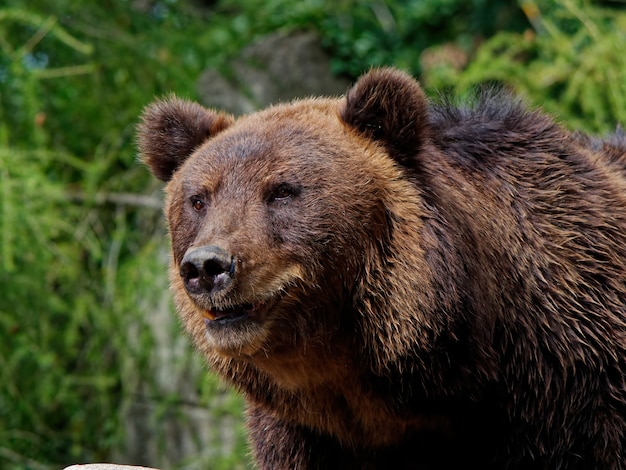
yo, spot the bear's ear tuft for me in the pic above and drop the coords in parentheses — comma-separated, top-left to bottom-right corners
(137, 97, 234, 182)
(340, 68, 429, 168)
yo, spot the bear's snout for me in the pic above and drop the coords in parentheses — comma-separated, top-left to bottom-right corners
(180, 245, 236, 297)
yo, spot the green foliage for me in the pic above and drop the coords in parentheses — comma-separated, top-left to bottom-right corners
(0, 149, 118, 467)
(0, 10, 115, 467)
(212, 0, 527, 78)
(423, 0, 626, 133)
(316, 0, 527, 77)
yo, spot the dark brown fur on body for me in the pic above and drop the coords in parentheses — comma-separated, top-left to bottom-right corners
(138, 68, 626, 469)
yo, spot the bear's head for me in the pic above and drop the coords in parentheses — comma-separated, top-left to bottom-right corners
(138, 69, 435, 361)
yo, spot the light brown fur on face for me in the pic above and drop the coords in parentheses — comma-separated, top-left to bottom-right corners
(162, 98, 418, 358)
(138, 68, 626, 469)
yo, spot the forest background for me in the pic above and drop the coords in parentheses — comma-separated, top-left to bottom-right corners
(1, 0, 625, 469)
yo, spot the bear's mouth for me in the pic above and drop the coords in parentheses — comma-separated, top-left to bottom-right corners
(202, 301, 268, 323)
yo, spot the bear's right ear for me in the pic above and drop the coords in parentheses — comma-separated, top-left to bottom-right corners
(340, 68, 429, 168)
(137, 97, 234, 182)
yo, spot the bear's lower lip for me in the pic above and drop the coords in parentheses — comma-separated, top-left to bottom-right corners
(202, 301, 266, 323)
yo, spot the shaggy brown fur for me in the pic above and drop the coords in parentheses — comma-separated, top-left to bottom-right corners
(138, 68, 626, 469)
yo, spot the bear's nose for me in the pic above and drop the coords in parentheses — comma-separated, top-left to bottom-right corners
(180, 246, 236, 296)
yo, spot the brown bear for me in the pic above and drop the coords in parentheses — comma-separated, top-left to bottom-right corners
(138, 68, 626, 469)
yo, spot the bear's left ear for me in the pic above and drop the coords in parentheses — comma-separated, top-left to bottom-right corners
(137, 97, 234, 182)
(340, 68, 430, 168)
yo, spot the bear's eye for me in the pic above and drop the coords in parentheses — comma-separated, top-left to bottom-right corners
(190, 196, 206, 212)
(269, 183, 297, 203)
